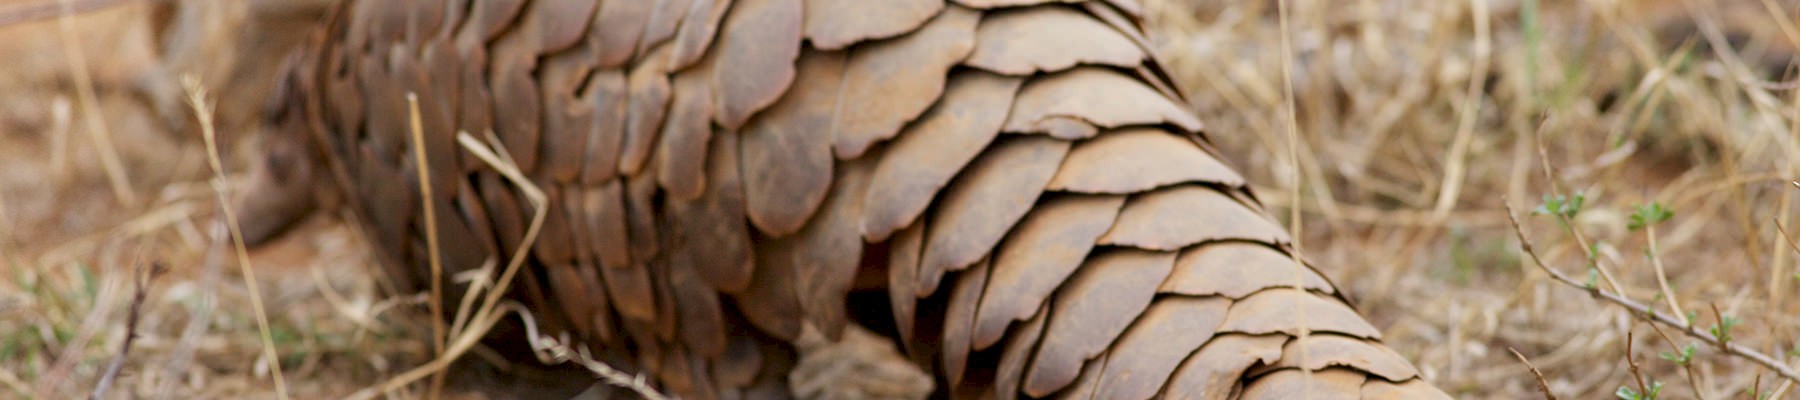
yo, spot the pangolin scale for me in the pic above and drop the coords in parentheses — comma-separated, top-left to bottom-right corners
(236, 0, 1451, 398)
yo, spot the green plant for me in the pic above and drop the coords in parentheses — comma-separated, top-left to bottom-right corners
(1615, 381, 1663, 400)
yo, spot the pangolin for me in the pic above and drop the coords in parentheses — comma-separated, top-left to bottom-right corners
(233, 0, 1451, 398)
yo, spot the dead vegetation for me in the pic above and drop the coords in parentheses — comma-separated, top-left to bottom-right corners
(1148, 0, 1800, 397)
(0, 0, 1797, 398)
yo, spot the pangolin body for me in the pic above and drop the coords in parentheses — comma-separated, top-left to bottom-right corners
(240, 0, 1451, 398)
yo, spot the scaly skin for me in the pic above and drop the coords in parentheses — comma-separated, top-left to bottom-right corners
(238, 0, 1450, 398)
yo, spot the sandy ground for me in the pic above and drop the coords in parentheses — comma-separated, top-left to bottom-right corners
(1, 0, 1798, 398)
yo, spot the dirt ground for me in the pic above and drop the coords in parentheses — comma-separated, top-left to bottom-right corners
(1, 0, 1798, 399)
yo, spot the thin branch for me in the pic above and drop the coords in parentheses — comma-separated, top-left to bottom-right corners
(1753, 374, 1764, 400)
(1508, 347, 1559, 400)
(1529, 124, 1627, 294)
(1644, 319, 1708, 399)
(1776, 219, 1800, 267)
(1506, 203, 1800, 383)
(90, 261, 165, 400)
(1624, 332, 1651, 399)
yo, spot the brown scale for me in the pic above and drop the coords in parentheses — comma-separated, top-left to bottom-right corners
(236, 0, 1452, 398)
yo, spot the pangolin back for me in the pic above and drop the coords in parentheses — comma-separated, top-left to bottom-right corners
(242, 0, 1451, 398)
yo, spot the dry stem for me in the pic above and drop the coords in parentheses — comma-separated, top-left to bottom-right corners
(1506, 203, 1800, 383)
(347, 132, 662, 399)
(184, 76, 288, 399)
(404, 92, 449, 399)
(1643, 225, 1688, 326)
(89, 261, 164, 400)
(152, 228, 224, 399)
(1529, 124, 1627, 295)
(506, 304, 669, 400)
(1623, 332, 1652, 399)
(1431, 0, 1492, 221)
(1509, 347, 1559, 400)
(55, 0, 134, 206)
(1274, 0, 1313, 388)
(0, 0, 134, 28)
(1644, 319, 1707, 399)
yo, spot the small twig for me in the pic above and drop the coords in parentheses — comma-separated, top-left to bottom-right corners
(1644, 320, 1707, 399)
(1753, 374, 1764, 400)
(47, 96, 71, 177)
(446, 259, 496, 346)
(1644, 225, 1688, 326)
(405, 93, 449, 400)
(1273, 0, 1314, 388)
(90, 261, 166, 400)
(348, 302, 673, 400)
(35, 252, 131, 397)
(1775, 219, 1800, 269)
(153, 231, 224, 399)
(1708, 304, 1729, 351)
(346, 132, 547, 400)
(0, 192, 10, 243)
(1779, 214, 1799, 308)
(55, 0, 135, 206)
(307, 260, 383, 333)
(507, 304, 670, 400)
(1509, 347, 1559, 400)
(1507, 203, 1800, 383)
(0, 0, 136, 28)
(1624, 332, 1651, 399)
(350, 131, 668, 399)
(1529, 126, 1627, 295)
(184, 76, 289, 399)
(1431, 0, 1491, 221)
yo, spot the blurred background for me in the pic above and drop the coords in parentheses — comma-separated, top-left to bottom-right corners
(0, 0, 1797, 398)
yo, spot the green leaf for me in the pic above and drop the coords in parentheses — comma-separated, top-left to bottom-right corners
(1658, 343, 1695, 365)
(1628, 202, 1673, 231)
(1618, 381, 1665, 400)
(1710, 315, 1741, 343)
(1533, 193, 1587, 219)
(1616, 386, 1641, 400)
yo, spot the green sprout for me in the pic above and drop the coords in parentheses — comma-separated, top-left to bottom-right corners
(1616, 381, 1664, 400)
(1533, 193, 1587, 219)
(1658, 343, 1696, 366)
(1628, 202, 1673, 231)
(1709, 315, 1741, 344)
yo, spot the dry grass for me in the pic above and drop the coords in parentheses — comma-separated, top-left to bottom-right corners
(2, 0, 1799, 398)
(1148, 0, 1800, 397)
(0, 2, 433, 398)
